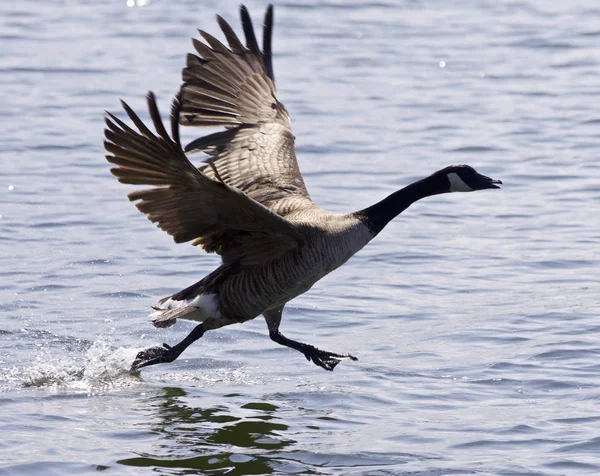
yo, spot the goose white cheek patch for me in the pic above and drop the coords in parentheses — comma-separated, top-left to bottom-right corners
(448, 172, 473, 192)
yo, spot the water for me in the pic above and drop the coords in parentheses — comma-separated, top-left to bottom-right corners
(1, 0, 599, 474)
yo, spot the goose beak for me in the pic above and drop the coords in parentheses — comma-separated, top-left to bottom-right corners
(487, 178, 502, 189)
(477, 175, 502, 190)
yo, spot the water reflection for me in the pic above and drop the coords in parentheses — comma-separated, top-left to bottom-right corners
(118, 387, 300, 474)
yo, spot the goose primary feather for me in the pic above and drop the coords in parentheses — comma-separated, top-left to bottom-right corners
(104, 5, 502, 372)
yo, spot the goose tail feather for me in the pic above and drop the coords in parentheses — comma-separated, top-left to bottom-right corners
(150, 305, 199, 328)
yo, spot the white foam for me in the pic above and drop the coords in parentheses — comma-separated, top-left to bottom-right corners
(15, 339, 141, 394)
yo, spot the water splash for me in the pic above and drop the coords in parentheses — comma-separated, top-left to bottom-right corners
(13, 339, 142, 393)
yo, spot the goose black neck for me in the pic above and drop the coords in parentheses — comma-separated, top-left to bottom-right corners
(355, 172, 449, 235)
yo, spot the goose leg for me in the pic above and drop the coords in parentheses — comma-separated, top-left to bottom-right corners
(131, 323, 205, 371)
(263, 307, 357, 371)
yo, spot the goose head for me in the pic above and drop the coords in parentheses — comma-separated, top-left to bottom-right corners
(441, 165, 502, 192)
(354, 164, 502, 234)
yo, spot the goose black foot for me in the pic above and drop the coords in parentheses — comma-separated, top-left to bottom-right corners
(268, 329, 357, 371)
(303, 348, 358, 371)
(131, 343, 178, 371)
(131, 323, 206, 372)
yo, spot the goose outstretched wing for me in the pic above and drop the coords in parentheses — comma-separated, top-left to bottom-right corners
(104, 93, 304, 265)
(179, 5, 313, 217)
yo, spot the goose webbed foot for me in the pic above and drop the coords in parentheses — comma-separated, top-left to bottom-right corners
(131, 323, 206, 372)
(131, 343, 178, 371)
(268, 329, 357, 371)
(303, 347, 358, 371)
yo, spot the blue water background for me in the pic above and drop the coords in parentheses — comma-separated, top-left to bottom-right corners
(1, 0, 600, 474)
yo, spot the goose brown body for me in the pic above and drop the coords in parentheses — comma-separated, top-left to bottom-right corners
(104, 5, 501, 371)
(190, 212, 372, 324)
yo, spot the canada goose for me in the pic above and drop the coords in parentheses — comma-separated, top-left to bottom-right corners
(104, 5, 502, 372)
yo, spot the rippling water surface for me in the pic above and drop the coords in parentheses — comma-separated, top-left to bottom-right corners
(2, 0, 600, 474)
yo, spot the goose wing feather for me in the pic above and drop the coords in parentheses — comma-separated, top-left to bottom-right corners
(179, 5, 313, 217)
(104, 92, 304, 265)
